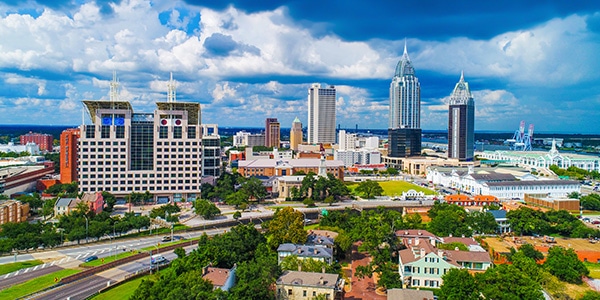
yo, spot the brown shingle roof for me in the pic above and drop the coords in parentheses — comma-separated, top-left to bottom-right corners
(202, 267, 232, 287)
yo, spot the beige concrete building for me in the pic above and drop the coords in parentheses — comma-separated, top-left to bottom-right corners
(0, 200, 29, 225)
(276, 270, 344, 300)
(290, 117, 303, 151)
(78, 76, 209, 202)
(383, 155, 478, 175)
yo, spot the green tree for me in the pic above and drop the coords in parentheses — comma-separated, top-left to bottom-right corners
(513, 244, 544, 261)
(241, 177, 268, 203)
(265, 207, 307, 249)
(41, 198, 57, 219)
(101, 191, 116, 212)
(544, 246, 589, 284)
(226, 190, 249, 209)
(476, 264, 544, 300)
(233, 211, 242, 220)
(439, 268, 480, 300)
(194, 199, 221, 220)
(354, 180, 384, 199)
(466, 211, 498, 234)
(427, 202, 472, 237)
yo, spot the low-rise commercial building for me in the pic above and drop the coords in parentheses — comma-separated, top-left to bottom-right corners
(524, 194, 580, 212)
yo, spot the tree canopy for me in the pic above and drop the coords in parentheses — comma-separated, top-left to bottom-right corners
(264, 207, 307, 249)
(354, 180, 384, 199)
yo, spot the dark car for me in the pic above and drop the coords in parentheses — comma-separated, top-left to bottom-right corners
(84, 255, 98, 263)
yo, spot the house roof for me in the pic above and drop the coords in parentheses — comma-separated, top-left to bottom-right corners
(395, 229, 437, 239)
(202, 267, 233, 287)
(444, 249, 492, 263)
(387, 288, 434, 300)
(55, 198, 75, 208)
(306, 232, 335, 247)
(277, 270, 339, 289)
(489, 209, 507, 219)
(442, 237, 479, 246)
(469, 172, 516, 181)
(485, 180, 580, 187)
(277, 243, 333, 259)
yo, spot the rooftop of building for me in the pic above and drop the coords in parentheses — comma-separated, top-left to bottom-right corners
(238, 158, 344, 168)
(277, 270, 339, 289)
(202, 266, 234, 287)
(485, 180, 580, 187)
(277, 243, 333, 259)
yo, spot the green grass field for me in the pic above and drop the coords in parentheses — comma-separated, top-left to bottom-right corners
(92, 276, 146, 300)
(0, 259, 43, 276)
(584, 262, 600, 279)
(347, 180, 435, 197)
(0, 268, 80, 299)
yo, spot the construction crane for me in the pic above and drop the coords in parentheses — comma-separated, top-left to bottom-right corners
(505, 121, 533, 151)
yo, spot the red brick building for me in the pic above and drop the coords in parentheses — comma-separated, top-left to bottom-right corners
(60, 129, 80, 184)
(20, 131, 53, 151)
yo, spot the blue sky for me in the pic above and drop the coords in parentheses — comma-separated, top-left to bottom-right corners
(0, 1, 599, 133)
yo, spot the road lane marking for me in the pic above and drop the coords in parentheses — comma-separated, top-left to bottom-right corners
(33, 266, 39, 271)
(75, 254, 82, 259)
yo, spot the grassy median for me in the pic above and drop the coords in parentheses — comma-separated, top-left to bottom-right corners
(0, 259, 43, 276)
(0, 268, 80, 299)
(91, 276, 146, 300)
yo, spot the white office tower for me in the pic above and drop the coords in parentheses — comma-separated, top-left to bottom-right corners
(308, 84, 336, 144)
(389, 43, 420, 129)
(338, 130, 358, 151)
(78, 75, 204, 202)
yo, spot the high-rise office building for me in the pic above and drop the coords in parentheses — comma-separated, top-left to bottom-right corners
(388, 43, 421, 157)
(307, 83, 336, 144)
(77, 74, 204, 202)
(265, 118, 280, 148)
(60, 128, 80, 184)
(290, 117, 303, 151)
(448, 72, 475, 161)
(389, 43, 420, 129)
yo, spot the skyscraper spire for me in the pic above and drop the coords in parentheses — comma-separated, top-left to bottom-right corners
(403, 38, 408, 56)
(109, 71, 119, 102)
(167, 72, 176, 103)
(460, 70, 464, 82)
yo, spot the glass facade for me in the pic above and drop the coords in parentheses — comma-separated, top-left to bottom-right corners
(130, 121, 154, 171)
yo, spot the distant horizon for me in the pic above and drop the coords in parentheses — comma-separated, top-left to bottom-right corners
(1, 124, 599, 137)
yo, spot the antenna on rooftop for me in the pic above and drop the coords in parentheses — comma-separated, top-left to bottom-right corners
(109, 71, 119, 102)
(167, 72, 176, 103)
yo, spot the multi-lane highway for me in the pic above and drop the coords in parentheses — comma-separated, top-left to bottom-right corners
(31, 248, 184, 300)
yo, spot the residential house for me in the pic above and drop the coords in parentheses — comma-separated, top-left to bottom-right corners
(276, 270, 344, 300)
(54, 197, 78, 216)
(201, 265, 236, 291)
(397, 229, 492, 288)
(277, 243, 333, 265)
(489, 210, 511, 234)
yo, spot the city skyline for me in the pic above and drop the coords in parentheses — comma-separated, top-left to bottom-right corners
(0, 1, 600, 133)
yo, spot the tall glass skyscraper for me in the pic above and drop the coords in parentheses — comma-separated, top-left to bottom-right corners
(448, 72, 475, 161)
(388, 43, 421, 157)
(389, 43, 420, 129)
(308, 83, 336, 144)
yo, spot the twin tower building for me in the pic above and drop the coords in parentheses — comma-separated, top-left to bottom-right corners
(389, 43, 475, 161)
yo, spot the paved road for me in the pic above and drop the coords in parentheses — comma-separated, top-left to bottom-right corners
(32, 248, 183, 300)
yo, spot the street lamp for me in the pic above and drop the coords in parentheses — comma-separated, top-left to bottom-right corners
(83, 215, 89, 244)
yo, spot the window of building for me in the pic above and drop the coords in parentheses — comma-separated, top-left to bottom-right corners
(159, 126, 168, 139)
(174, 126, 182, 139)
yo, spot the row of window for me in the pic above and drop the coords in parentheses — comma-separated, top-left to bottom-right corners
(81, 171, 200, 178)
(81, 179, 200, 185)
(411, 279, 439, 287)
(409, 266, 448, 275)
(80, 167, 201, 174)
(81, 185, 201, 192)
(82, 141, 126, 146)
